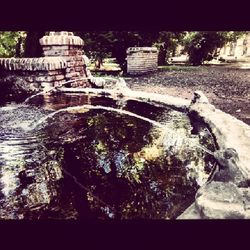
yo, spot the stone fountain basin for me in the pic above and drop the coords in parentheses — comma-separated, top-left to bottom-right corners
(57, 86, 250, 219)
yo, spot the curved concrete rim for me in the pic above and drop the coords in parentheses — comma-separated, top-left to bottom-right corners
(57, 87, 190, 110)
(57, 86, 250, 219)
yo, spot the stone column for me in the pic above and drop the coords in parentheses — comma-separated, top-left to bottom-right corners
(39, 32, 90, 87)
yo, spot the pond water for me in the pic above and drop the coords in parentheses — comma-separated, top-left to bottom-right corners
(0, 92, 217, 219)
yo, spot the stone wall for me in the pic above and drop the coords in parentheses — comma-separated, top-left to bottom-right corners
(0, 57, 67, 90)
(126, 47, 158, 75)
(0, 32, 91, 91)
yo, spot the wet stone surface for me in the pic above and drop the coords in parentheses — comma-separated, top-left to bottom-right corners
(0, 93, 217, 219)
(195, 182, 246, 219)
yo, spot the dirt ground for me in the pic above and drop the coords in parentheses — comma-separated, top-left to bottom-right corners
(125, 65, 250, 126)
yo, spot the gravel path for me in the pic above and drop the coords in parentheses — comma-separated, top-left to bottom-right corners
(125, 65, 250, 126)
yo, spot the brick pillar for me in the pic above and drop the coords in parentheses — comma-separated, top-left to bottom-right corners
(127, 47, 158, 75)
(39, 32, 91, 87)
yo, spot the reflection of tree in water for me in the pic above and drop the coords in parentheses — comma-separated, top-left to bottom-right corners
(55, 110, 200, 219)
(0, 94, 216, 219)
(59, 111, 153, 218)
(0, 107, 213, 219)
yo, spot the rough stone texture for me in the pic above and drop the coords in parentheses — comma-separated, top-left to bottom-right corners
(189, 101, 250, 183)
(0, 57, 67, 71)
(0, 74, 37, 105)
(239, 187, 250, 218)
(177, 203, 202, 219)
(195, 182, 245, 219)
(127, 47, 158, 75)
(177, 91, 250, 219)
(212, 149, 247, 186)
(191, 90, 210, 104)
(39, 32, 84, 46)
(57, 86, 190, 110)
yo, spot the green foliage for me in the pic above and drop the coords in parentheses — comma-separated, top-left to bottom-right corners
(77, 31, 188, 68)
(1, 30, 247, 69)
(154, 31, 187, 65)
(0, 31, 26, 57)
(76, 31, 114, 59)
(76, 31, 159, 72)
(78, 31, 248, 68)
(183, 31, 247, 66)
(24, 32, 45, 57)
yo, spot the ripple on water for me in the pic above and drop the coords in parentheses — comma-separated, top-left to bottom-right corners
(0, 94, 217, 219)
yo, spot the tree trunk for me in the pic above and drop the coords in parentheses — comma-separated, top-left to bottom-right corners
(15, 37, 22, 57)
(24, 32, 45, 57)
(95, 56, 103, 69)
(158, 45, 167, 65)
(112, 45, 127, 74)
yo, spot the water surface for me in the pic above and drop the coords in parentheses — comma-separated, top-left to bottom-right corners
(0, 93, 217, 219)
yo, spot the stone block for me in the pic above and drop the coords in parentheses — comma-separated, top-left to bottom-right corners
(239, 187, 250, 218)
(51, 45, 69, 51)
(65, 68, 72, 73)
(40, 33, 84, 46)
(35, 75, 55, 82)
(195, 182, 245, 219)
(54, 81, 64, 87)
(55, 74, 65, 81)
(75, 66, 84, 71)
(26, 76, 35, 82)
(65, 72, 80, 78)
(42, 46, 52, 51)
(77, 50, 83, 56)
(67, 61, 75, 67)
(65, 56, 75, 61)
(73, 55, 84, 61)
(47, 70, 63, 76)
(69, 50, 77, 56)
(177, 203, 202, 219)
(40, 82, 54, 88)
(44, 50, 70, 56)
(30, 82, 40, 89)
(74, 61, 84, 66)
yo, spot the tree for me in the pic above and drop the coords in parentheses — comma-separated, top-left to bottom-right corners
(24, 31, 46, 57)
(77, 31, 159, 72)
(0, 31, 26, 57)
(183, 31, 247, 66)
(155, 31, 187, 65)
(76, 31, 115, 66)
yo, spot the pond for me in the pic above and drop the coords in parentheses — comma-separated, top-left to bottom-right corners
(0, 92, 217, 219)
